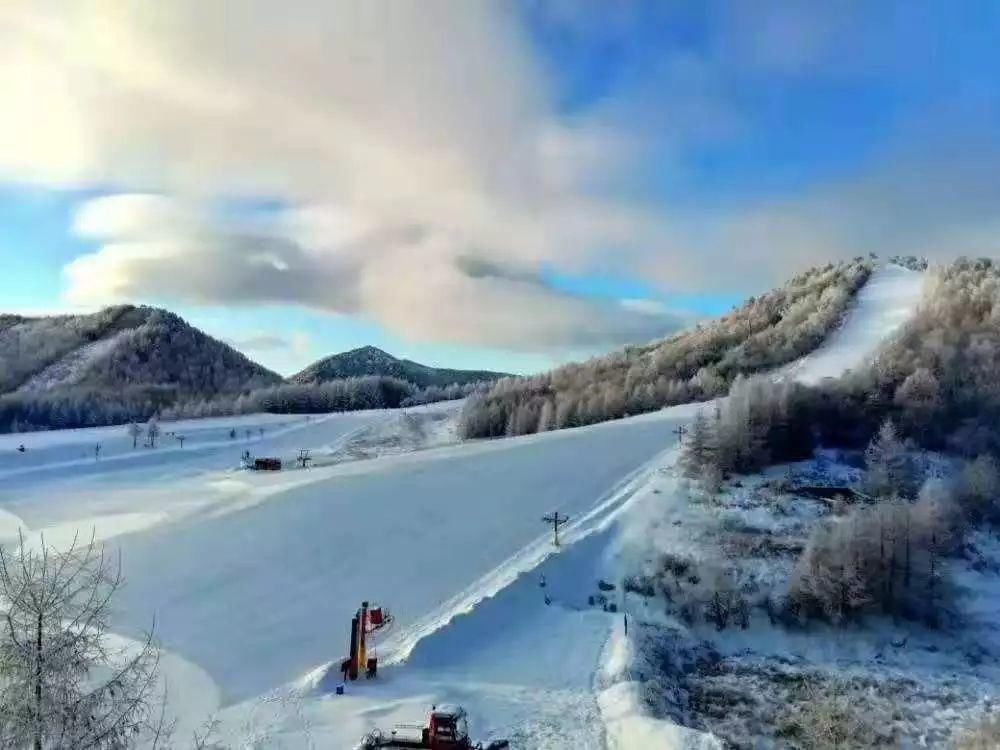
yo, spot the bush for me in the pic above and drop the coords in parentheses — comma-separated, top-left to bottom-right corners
(776, 679, 886, 749)
(954, 713, 1000, 749)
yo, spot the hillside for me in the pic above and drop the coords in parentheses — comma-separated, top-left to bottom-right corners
(0, 306, 282, 431)
(461, 258, 874, 438)
(622, 260, 1000, 747)
(290, 345, 508, 388)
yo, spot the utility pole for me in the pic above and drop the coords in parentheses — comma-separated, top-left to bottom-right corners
(673, 424, 688, 443)
(542, 512, 569, 547)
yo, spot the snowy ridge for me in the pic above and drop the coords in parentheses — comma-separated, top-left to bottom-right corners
(15, 331, 130, 393)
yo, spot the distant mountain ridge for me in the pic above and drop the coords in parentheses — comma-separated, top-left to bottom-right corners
(290, 345, 509, 388)
(0, 305, 282, 401)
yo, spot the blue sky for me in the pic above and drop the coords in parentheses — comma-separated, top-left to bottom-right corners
(1, 2, 998, 375)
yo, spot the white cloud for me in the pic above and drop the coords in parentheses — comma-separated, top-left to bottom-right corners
(225, 332, 312, 357)
(0, 2, 684, 349)
(2, 1, 997, 351)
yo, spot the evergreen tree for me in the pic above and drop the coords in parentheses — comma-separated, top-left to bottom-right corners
(862, 419, 915, 498)
(680, 410, 715, 478)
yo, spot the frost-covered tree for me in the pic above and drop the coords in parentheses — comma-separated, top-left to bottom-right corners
(957, 454, 1000, 522)
(862, 420, 915, 498)
(679, 410, 715, 479)
(145, 417, 161, 449)
(126, 422, 142, 450)
(790, 480, 963, 625)
(459, 259, 873, 438)
(536, 399, 555, 432)
(0, 533, 163, 749)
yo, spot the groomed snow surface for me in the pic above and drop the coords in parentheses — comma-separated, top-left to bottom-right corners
(0, 264, 925, 748)
(779, 263, 924, 385)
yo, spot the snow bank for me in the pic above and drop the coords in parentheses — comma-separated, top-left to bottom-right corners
(599, 682, 721, 750)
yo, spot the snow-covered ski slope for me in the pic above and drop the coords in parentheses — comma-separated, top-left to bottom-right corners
(110, 413, 685, 703)
(779, 263, 924, 384)
(0, 264, 926, 748)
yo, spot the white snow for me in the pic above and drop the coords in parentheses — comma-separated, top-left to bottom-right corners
(0, 263, 928, 748)
(778, 263, 924, 384)
(599, 682, 721, 750)
(15, 331, 129, 393)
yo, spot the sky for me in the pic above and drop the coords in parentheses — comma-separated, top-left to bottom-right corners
(1, 1, 998, 376)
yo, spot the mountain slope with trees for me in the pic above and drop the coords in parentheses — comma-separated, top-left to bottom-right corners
(0, 306, 282, 432)
(622, 260, 1000, 747)
(460, 258, 873, 439)
(685, 256, 1000, 478)
(291, 345, 508, 388)
(0, 310, 499, 432)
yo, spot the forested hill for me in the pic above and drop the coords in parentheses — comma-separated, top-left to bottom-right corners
(290, 345, 509, 388)
(0, 305, 282, 430)
(461, 258, 875, 438)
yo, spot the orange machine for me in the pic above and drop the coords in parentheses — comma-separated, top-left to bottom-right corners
(340, 601, 392, 681)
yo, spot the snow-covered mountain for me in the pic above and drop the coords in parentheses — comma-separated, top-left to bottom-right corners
(290, 345, 509, 388)
(0, 305, 281, 410)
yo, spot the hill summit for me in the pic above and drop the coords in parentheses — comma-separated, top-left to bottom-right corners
(290, 345, 508, 389)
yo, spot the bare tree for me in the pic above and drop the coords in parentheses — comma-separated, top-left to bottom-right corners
(126, 423, 142, 450)
(0, 532, 164, 749)
(146, 417, 161, 449)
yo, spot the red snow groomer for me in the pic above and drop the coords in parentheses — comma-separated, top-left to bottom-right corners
(358, 705, 509, 750)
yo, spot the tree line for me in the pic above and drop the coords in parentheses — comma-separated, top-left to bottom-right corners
(0, 378, 489, 434)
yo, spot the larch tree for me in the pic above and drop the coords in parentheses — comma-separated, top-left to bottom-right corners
(862, 419, 914, 499)
(126, 423, 142, 450)
(0, 533, 165, 749)
(680, 410, 716, 479)
(145, 417, 160, 449)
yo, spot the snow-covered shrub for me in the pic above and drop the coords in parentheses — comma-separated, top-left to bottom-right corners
(889, 255, 929, 272)
(955, 454, 1000, 522)
(954, 713, 1000, 749)
(775, 679, 886, 749)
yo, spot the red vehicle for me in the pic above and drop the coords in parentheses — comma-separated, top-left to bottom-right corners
(358, 705, 508, 750)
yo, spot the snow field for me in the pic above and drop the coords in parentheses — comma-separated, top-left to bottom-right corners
(0, 263, 927, 748)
